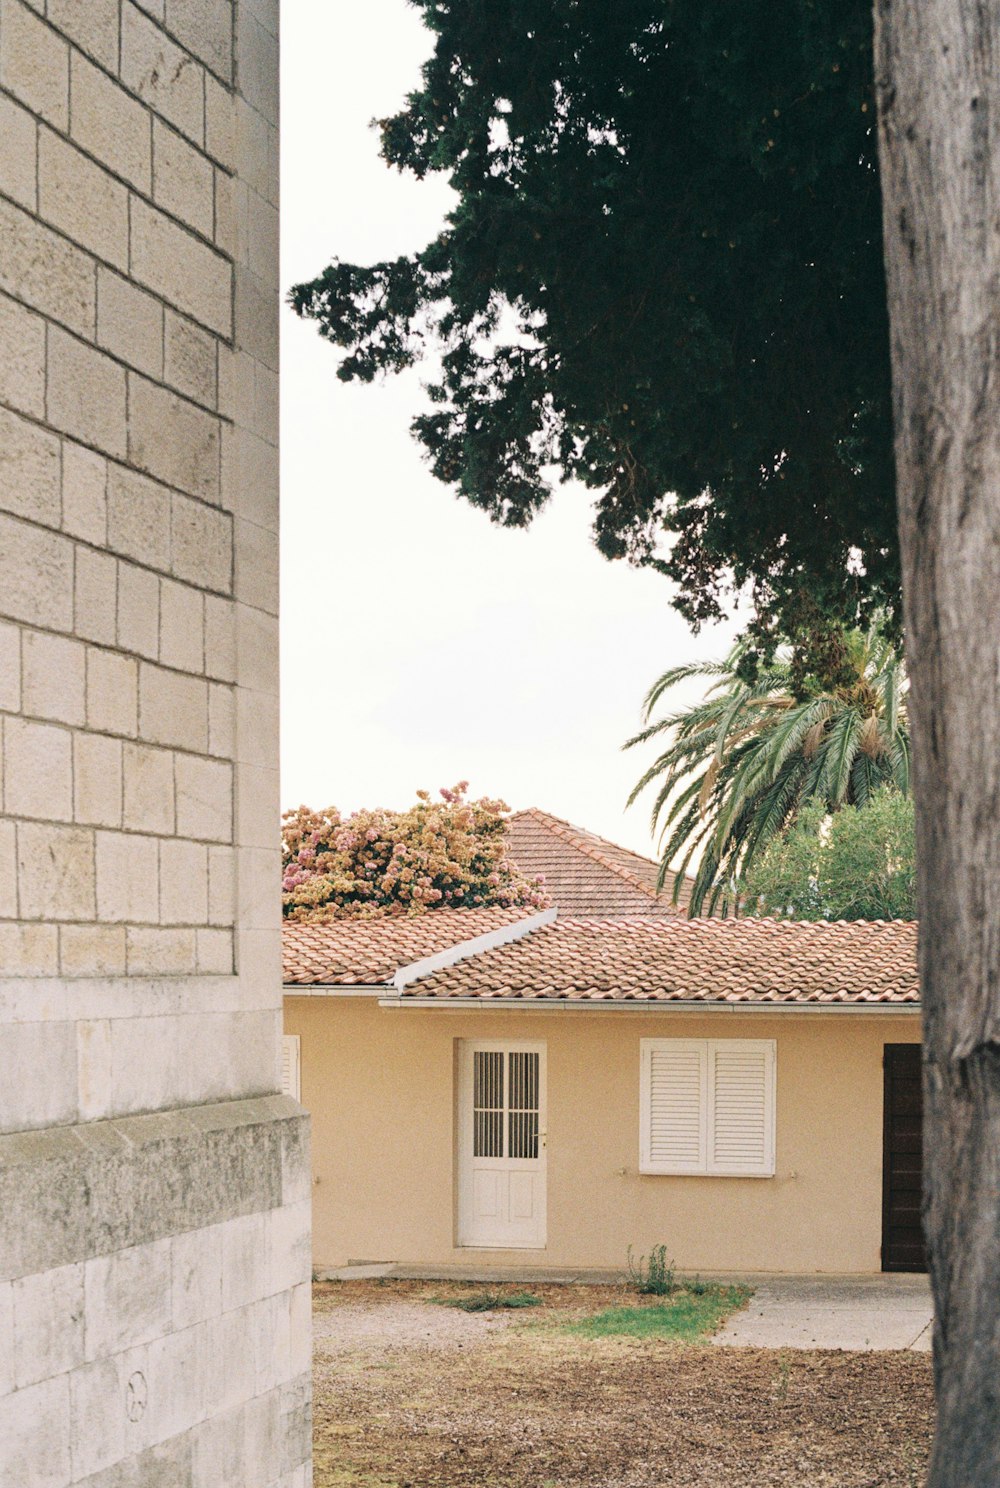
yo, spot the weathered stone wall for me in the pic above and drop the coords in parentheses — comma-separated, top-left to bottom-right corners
(0, 2, 311, 1482)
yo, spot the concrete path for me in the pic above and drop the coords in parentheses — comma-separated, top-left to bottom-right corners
(712, 1273, 933, 1352)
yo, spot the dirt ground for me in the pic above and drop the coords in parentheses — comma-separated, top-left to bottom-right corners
(312, 1280, 934, 1487)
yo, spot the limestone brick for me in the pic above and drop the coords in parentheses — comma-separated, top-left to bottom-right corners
(208, 682, 235, 758)
(0, 0, 69, 131)
(175, 753, 232, 842)
(47, 328, 128, 462)
(62, 443, 108, 546)
(159, 837, 208, 924)
(225, 426, 279, 532)
(145, 1322, 209, 1448)
(116, 564, 160, 662)
(38, 128, 130, 272)
(75, 1016, 113, 1119)
(87, 647, 139, 738)
(126, 926, 196, 974)
(0, 196, 95, 339)
(246, 189, 280, 288)
(153, 119, 215, 238)
(235, 264, 278, 372)
(0, 404, 61, 527)
(164, 311, 218, 409)
(237, 10, 278, 128)
(196, 928, 232, 975)
(12, 1261, 85, 1387)
(73, 732, 123, 828)
(70, 50, 152, 194)
(74, 547, 118, 647)
(95, 830, 159, 922)
(17, 821, 96, 920)
(3, 715, 73, 820)
(22, 630, 85, 725)
(0, 819, 15, 917)
(214, 167, 236, 256)
(165, 0, 233, 81)
(235, 768, 280, 856)
(0, 622, 19, 712)
(122, 741, 175, 835)
(128, 374, 221, 504)
(107, 465, 172, 572)
(207, 845, 234, 926)
(171, 494, 232, 593)
(69, 1356, 127, 1480)
(0, 1374, 70, 1488)
(0, 293, 45, 419)
(0, 921, 58, 975)
(233, 517, 278, 616)
(234, 685, 278, 768)
(48, 0, 119, 71)
(204, 595, 236, 681)
(131, 199, 232, 339)
(85, 1238, 173, 1360)
(120, 2, 205, 143)
(171, 1224, 223, 1332)
(220, 1213, 267, 1313)
(0, 92, 36, 211)
(138, 663, 208, 752)
(60, 925, 127, 978)
(97, 269, 164, 381)
(204, 73, 236, 171)
(0, 1281, 11, 1396)
(159, 577, 204, 674)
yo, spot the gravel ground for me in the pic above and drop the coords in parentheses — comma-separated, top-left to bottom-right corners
(312, 1280, 934, 1488)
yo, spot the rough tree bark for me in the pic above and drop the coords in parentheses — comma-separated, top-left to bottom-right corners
(874, 1, 1000, 1481)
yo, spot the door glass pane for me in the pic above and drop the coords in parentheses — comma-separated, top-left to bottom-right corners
(508, 1051, 539, 1159)
(473, 1050, 504, 1157)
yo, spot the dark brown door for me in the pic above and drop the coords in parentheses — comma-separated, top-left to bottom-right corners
(882, 1043, 926, 1272)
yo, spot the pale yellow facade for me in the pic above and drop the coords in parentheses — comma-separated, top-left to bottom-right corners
(285, 995, 921, 1275)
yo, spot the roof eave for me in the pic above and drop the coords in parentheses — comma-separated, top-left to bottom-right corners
(376, 996, 921, 1014)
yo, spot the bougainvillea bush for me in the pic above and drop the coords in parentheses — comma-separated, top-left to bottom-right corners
(282, 784, 549, 922)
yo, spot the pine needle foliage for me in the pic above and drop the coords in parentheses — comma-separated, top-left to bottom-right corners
(625, 624, 909, 915)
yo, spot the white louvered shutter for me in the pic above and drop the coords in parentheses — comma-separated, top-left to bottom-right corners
(281, 1034, 301, 1101)
(708, 1041, 775, 1176)
(641, 1041, 707, 1173)
(641, 1039, 775, 1177)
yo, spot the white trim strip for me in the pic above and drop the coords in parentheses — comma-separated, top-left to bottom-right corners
(377, 996, 920, 1016)
(391, 908, 558, 990)
(283, 985, 388, 997)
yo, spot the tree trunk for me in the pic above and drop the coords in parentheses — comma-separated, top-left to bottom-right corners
(874, 1, 1000, 1480)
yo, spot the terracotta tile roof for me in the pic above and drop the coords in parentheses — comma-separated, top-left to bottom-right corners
(282, 907, 533, 986)
(396, 916, 919, 1006)
(506, 808, 691, 917)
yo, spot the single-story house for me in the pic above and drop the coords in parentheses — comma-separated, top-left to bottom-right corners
(282, 813, 923, 1277)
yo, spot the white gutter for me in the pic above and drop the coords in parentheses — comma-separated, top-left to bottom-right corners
(378, 996, 920, 1016)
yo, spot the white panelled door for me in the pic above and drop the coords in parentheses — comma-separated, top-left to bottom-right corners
(458, 1040, 547, 1249)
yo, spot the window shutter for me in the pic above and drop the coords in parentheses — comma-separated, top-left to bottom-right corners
(641, 1041, 707, 1173)
(708, 1042, 775, 1176)
(640, 1038, 775, 1177)
(281, 1034, 301, 1101)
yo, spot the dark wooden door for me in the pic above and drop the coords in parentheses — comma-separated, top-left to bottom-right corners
(882, 1043, 926, 1272)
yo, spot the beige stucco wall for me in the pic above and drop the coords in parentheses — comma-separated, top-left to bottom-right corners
(286, 995, 921, 1275)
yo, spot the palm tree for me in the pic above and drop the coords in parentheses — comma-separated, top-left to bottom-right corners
(625, 624, 909, 916)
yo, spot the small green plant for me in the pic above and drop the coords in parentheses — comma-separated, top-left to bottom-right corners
(430, 1291, 542, 1313)
(627, 1244, 676, 1295)
(774, 1350, 791, 1404)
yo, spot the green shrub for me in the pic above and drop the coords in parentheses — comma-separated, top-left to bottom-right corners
(431, 1291, 542, 1313)
(627, 1245, 676, 1295)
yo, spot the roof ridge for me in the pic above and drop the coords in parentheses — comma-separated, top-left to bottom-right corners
(514, 807, 669, 902)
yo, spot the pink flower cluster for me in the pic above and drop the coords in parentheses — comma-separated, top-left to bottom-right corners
(281, 785, 549, 923)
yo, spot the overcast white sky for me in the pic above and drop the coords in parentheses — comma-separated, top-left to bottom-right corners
(279, 0, 738, 857)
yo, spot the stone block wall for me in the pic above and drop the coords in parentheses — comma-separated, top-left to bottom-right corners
(0, 2, 311, 1482)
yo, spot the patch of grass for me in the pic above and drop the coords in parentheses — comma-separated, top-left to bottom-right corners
(429, 1290, 543, 1313)
(565, 1285, 751, 1341)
